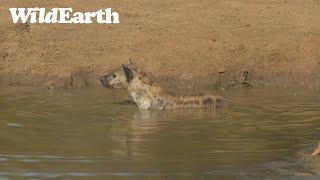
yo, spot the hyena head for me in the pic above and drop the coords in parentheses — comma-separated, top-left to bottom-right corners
(100, 59, 134, 89)
(121, 63, 151, 85)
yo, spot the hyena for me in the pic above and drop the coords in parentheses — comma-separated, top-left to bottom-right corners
(100, 61, 229, 110)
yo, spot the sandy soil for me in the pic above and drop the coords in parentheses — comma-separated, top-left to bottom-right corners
(0, 0, 320, 92)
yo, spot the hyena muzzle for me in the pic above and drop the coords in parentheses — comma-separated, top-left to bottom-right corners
(100, 61, 132, 89)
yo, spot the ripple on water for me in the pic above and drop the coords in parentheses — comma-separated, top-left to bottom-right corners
(0, 88, 319, 178)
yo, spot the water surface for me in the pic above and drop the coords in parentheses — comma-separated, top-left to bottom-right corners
(0, 87, 319, 179)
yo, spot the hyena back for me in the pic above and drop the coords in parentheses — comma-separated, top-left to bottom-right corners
(121, 64, 228, 110)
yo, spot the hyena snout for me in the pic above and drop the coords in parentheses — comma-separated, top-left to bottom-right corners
(100, 74, 115, 88)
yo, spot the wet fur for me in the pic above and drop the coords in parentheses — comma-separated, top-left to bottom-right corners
(123, 64, 228, 110)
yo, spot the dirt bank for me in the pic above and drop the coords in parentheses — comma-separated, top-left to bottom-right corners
(0, 0, 320, 92)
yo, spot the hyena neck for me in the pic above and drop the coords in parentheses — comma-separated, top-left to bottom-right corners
(127, 73, 171, 109)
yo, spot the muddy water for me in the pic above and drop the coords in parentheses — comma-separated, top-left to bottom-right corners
(0, 87, 319, 179)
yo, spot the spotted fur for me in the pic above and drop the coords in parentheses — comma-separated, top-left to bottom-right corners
(122, 64, 229, 110)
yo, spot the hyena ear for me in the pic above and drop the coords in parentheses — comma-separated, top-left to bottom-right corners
(128, 58, 133, 65)
(122, 64, 134, 83)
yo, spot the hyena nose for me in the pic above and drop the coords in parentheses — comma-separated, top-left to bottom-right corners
(100, 76, 105, 84)
(100, 76, 108, 86)
(100, 75, 113, 88)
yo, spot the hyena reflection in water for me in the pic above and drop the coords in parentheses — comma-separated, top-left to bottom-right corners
(100, 60, 229, 110)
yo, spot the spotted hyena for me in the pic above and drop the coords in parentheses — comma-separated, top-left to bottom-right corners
(100, 60, 229, 110)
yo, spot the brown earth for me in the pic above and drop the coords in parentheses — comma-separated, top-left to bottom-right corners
(0, 0, 320, 93)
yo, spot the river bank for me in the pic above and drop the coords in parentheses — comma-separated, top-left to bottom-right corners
(1, 0, 320, 93)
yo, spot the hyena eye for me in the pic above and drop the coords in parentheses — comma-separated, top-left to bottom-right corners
(112, 74, 117, 78)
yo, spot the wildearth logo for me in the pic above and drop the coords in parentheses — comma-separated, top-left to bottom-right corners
(9, 8, 120, 24)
